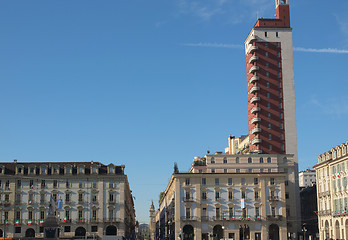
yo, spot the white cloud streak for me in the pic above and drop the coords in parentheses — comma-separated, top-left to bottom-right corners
(182, 42, 243, 49)
(293, 47, 348, 54)
(182, 42, 348, 54)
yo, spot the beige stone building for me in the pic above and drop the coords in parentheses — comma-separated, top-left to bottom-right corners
(155, 153, 299, 240)
(0, 161, 135, 239)
(314, 141, 348, 240)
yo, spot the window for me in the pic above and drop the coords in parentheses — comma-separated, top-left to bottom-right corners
(92, 193, 97, 202)
(236, 169, 240, 173)
(211, 157, 215, 164)
(228, 178, 233, 185)
(28, 210, 33, 220)
(65, 210, 70, 220)
(266, 82, 270, 88)
(91, 226, 98, 232)
(79, 181, 83, 188)
(271, 207, 276, 217)
(202, 178, 206, 185)
(276, 32, 279, 37)
(185, 191, 190, 200)
(30, 167, 35, 174)
(92, 210, 97, 220)
(202, 208, 207, 217)
(268, 113, 271, 119)
(277, 52, 280, 58)
(265, 42, 268, 47)
(281, 144, 284, 151)
(202, 192, 207, 200)
(254, 178, 259, 185)
(15, 227, 21, 233)
(242, 208, 247, 218)
(185, 208, 191, 219)
(78, 210, 83, 220)
(109, 192, 114, 202)
(215, 191, 220, 201)
(241, 190, 246, 199)
(267, 102, 271, 108)
(286, 192, 289, 199)
(41, 180, 45, 188)
(248, 158, 252, 163)
(270, 178, 275, 185)
(66, 180, 70, 188)
(265, 32, 268, 37)
(40, 211, 45, 220)
(16, 211, 21, 220)
(285, 180, 289, 186)
(260, 157, 264, 163)
(278, 92, 281, 98)
(269, 144, 272, 151)
(269, 134, 272, 140)
(211, 169, 215, 173)
(53, 193, 57, 202)
(216, 207, 220, 219)
(65, 226, 71, 232)
(278, 72, 281, 78)
(265, 62, 269, 68)
(241, 178, 245, 185)
(17, 180, 21, 188)
(92, 180, 97, 188)
(229, 190, 233, 200)
(280, 134, 284, 140)
(248, 168, 252, 173)
(5, 194, 9, 202)
(40, 193, 45, 203)
(53, 180, 58, 188)
(280, 123, 283, 129)
(223, 158, 227, 164)
(266, 72, 270, 77)
(278, 82, 281, 88)
(254, 190, 259, 200)
(255, 206, 260, 217)
(224, 169, 227, 173)
(236, 157, 239, 163)
(276, 42, 279, 48)
(30, 180, 34, 188)
(65, 193, 70, 203)
(280, 113, 283, 119)
(185, 178, 190, 185)
(277, 62, 280, 68)
(268, 123, 271, 129)
(108, 209, 114, 220)
(215, 178, 219, 186)
(79, 193, 83, 202)
(79, 167, 84, 174)
(229, 207, 234, 218)
(267, 92, 270, 98)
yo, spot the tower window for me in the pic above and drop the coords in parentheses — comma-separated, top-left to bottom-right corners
(268, 123, 271, 129)
(265, 32, 268, 37)
(267, 102, 271, 108)
(276, 42, 279, 48)
(277, 62, 280, 68)
(280, 113, 283, 119)
(265, 62, 269, 68)
(269, 134, 272, 140)
(267, 82, 270, 88)
(281, 144, 284, 151)
(269, 144, 273, 151)
(277, 52, 280, 58)
(276, 32, 279, 37)
(280, 134, 284, 140)
(266, 72, 269, 77)
(277, 72, 281, 78)
(265, 42, 268, 47)
(268, 113, 271, 119)
(260, 157, 263, 163)
(265, 52, 269, 57)
(278, 92, 281, 98)
(280, 123, 283, 129)
(248, 158, 252, 163)
(267, 92, 270, 98)
(278, 82, 281, 88)
(279, 103, 282, 109)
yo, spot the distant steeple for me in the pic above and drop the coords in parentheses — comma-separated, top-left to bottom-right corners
(149, 201, 156, 240)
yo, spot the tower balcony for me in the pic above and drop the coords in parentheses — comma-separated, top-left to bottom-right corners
(251, 128, 261, 134)
(249, 86, 260, 94)
(249, 75, 260, 84)
(248, 55, 259, 64)
(252, 138, 262, 144)
(251, 117, 261, 124)
(249, 66, 259, 74)
(253, 149, 262, 154)
(247, 35, 258, 44)
(250, 107, 260, 114)
(250, 96, 260, 104)
(248, 46, 258, 54)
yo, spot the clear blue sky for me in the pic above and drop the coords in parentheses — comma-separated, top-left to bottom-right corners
(1, 0, 347, 223)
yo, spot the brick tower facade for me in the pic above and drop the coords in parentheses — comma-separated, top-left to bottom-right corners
(245, 0, 297, 158)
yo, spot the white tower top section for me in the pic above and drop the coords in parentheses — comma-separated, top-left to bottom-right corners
(276, 0, 289, 6)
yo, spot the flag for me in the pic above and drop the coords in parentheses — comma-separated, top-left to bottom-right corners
(241, 198, 245, 209)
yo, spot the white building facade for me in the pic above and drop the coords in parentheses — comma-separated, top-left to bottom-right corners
(0, 161, 135, 239)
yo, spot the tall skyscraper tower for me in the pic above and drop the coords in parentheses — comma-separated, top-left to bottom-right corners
(245, 0, 297, 159)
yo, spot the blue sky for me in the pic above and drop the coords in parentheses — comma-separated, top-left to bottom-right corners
(1, 0, 347, 223)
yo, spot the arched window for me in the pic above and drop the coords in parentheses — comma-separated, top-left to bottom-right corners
(267, 157, 271, 163)
(259, 157, 263, 163)
(248, 158, 252, 163)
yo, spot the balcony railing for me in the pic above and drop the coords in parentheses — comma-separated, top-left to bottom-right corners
(181, 216, 197, 221)
(249, 66, 259, 74)
(252, 138, 262, 145)
(266, 215, 283, 221)
(268, 196, 280, 201)
(248, 55, 259, 64)
(251, 117, 261, 124)
(250, 97, 260, 104)
(249, 75, 260, 83)
(251, 128, 261, 134)
(182, 197, 195, 202)
(247, 46, 258, 54)
(250, 86, 260, 94)
(103, 218, 123, 223)
(248, 35, 258, 44)
(201, 216, 210, 221)
(250, 107, 260, 114)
